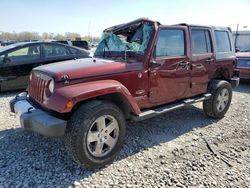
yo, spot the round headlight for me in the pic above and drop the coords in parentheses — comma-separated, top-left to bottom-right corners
(48, 79, 54, 93)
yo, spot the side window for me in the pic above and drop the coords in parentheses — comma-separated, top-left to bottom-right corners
(7, 45, 41, 63)
(69, 47, 80, 55)
(191, 29, 212, 54)
(215, 31, 231, 52)
(156, 29, 185, 57)
(69, 47, 89, 57)
(44, 44, 69, 58)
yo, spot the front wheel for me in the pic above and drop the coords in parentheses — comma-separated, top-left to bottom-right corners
(64, 100, 126, 169)
(203, 80, 232, 118)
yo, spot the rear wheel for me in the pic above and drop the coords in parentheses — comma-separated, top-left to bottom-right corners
(64, 100, 126, 169)
(203, 80, 232, 118)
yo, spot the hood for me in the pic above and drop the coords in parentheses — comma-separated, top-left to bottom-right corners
(34, 58, 142, 81)
(236, 52, 250, 58)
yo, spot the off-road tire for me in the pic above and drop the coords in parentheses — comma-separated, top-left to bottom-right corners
(64, 100, 126, 169)
(203, 80, 232, 118)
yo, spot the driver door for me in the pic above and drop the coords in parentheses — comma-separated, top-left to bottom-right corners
(149, 26, 191, 104)
(0, 44, 41, 91)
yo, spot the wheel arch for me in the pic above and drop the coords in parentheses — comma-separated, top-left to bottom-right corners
(212, 67, 231, 81)
(44, 80, 141, 115)
(71, 92, 136, 120)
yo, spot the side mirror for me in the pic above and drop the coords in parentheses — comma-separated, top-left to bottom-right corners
(235, 48, 240, 52)
(3, 57, 11, 63)
(151, 60, 161, 69)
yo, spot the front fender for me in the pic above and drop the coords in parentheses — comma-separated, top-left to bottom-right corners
(44, 80, 141, 115)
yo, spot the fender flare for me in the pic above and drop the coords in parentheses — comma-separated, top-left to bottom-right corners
(45, 80, 141, 115)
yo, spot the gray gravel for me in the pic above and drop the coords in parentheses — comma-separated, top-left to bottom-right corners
(0, 83, 250, 188)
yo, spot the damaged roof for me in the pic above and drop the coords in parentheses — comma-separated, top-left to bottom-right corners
(104, 18, 160, 33)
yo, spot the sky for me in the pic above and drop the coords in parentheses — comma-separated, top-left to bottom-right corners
(0, 0, 249, 37)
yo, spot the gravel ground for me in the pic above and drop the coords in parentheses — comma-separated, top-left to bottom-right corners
(0, 83, 249, 188)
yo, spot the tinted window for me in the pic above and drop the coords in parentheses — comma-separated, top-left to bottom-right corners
(69, 47, 90, 58)
(156, 29, 185, 57)
(7, 45, 40, 63)
(44, 44, 69, 58)
(191, 30, 212, 54)
(215, 31, 231, 52)
(69, 47, 80, 55)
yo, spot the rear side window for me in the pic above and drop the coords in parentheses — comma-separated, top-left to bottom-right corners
(156, 29, 185, 57)
(69, 47, 89, 57)
(44, 44, 69, 58)
(191, 29, 212, 54)
(215, 31, 231, 52)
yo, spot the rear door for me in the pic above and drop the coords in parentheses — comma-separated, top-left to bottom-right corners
(149, 26, 191, 104)
(190, 27, 214, 95)
(41, 43, 72, 64)
(0, 44, 41, 91)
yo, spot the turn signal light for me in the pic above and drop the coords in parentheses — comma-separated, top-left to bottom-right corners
(65, 99, 74, 110)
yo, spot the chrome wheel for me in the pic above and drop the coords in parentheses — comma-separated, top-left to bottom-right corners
(87, 115, 119, 157)
(216, 88, 229, 112)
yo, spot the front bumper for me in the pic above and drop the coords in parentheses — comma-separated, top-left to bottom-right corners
(10, 92, 66, 137)
(230, 77, 240, 88)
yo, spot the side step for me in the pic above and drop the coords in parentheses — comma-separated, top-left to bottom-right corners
(131, 93, 212, 122)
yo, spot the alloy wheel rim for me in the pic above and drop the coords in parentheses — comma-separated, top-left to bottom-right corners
(86, 115, 119, 157)
(216, 88, 229, 112)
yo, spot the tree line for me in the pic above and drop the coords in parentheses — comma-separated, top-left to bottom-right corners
(0, 31, 100, 42)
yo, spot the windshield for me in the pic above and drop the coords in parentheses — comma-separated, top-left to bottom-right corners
(0, 42, 34, 53)
(94, 23, 153, 59)
(240, 43, 250, 52)
(0, 44, 17, 53)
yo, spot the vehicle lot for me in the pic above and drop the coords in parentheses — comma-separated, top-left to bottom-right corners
(0, 83, 249, 187)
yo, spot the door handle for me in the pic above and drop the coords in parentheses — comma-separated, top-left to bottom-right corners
(205, 58, 214, 63)
(179, 61, 190, 67)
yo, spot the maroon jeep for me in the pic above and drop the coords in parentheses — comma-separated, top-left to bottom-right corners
(10, 18, 239, 169)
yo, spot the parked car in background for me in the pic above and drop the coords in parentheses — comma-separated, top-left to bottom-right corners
(53, 40, 73, 46)
(1, 40, 18, 46)
(72, 40, 89, 50)
(89, 42, 99, 48)
(236, 43, 250, 80)
(53, 40, 89, 50)
(0, 41, 90, 91)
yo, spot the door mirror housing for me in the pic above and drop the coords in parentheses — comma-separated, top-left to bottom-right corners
(235, 48, 240, 52)
(3, 57, 11, 63)
(151, 60, 161, 68)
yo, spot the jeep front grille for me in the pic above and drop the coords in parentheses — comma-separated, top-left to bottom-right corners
(28, 72, 50, 104)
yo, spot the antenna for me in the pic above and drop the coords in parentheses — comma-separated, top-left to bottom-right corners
(234, 24, 239, 48)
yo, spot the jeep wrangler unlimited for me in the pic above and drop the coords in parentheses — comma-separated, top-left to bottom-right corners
(10, 18, 239, 169)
